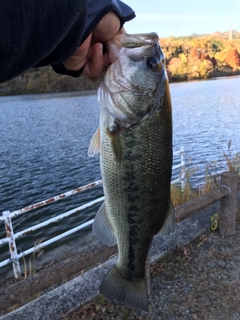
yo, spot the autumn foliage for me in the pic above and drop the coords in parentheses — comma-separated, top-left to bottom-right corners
(161, 30, 240, 82)
(225, 48, 240, 68)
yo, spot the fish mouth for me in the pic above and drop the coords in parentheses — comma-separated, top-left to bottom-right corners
(120, 32, 160, 47)
(107, 32, 164, 66)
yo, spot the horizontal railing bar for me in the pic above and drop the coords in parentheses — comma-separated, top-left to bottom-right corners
(172, 164, 182, 170)
(4, 183, 230, 268)
(175, 185, 230, 222)
(0, 148, 185, 275)
(0, 258, 12, 268)
(1, 150, 182, 220)
(0, 237, 9, 246)
(173, 149, 184, 156)
(0, 219, 96, 269)
(13, 197, 105, 241)
(7, 180, 103, 219)
(16, 219, 94, 260)
(0, 150, 183, 224)
(171, 178, 181, 184)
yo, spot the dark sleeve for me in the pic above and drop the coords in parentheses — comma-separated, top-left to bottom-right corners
(0, 0, 88, 83)
(0, 0, 135, 83)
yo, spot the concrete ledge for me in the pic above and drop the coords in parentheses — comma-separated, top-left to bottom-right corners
(0, 203, 218, 320)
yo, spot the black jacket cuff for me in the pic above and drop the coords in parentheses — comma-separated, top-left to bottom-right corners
(52, 63, 86, 77)
(83, 0, 135, 43)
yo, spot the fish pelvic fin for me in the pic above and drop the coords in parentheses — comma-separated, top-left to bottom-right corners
(100, 266, 149, 312)
(88, 127, 100, 157)
(93, 202, 117, 246)
(158, 199, 175, 235)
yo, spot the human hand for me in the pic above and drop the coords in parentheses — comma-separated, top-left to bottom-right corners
(62, 12, 125, 82)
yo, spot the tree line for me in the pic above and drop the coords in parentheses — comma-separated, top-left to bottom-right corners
(0, 31, 240, 95)
(0, 67, 99, 96)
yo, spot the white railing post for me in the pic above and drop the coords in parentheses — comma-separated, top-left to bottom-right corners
(2, 210, 21, 279)
(180, 147, 185, 190)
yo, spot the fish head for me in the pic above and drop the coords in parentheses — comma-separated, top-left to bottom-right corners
(98, 33, 168, 127)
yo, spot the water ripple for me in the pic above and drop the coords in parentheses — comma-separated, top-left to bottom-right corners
(1, 77, 240, 263)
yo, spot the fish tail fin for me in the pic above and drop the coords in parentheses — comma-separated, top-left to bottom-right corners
(100, 265, 148, 312)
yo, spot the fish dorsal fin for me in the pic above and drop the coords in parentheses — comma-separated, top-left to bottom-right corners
(93, 202, 117, 246)
(88, 127, 100, 157)
(107, 123, 122, 165)
(158, 199, 175, 235)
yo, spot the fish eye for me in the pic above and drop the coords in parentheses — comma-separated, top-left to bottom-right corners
(146, 56, 159, 69)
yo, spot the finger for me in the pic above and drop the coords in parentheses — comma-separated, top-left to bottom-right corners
(103, 52, 111, 68)
(92, 12, 121, 43)
(82, 43, 106, 81)
(62, 34, 92, 71)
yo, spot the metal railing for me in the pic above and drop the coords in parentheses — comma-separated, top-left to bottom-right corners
(172, 147, 185, 188)
(0, 148, 185, 279)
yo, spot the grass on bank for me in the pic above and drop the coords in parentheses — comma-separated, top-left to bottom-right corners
(223, 140, 240, 175)
(171, 163, 220, 208)
(171, 142, 240, 208)
(22, 238, 44, 279)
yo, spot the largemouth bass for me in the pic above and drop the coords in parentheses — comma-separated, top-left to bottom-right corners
(88, 33, 174, 312)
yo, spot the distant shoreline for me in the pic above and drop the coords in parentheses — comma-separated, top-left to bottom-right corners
(1, 73, 240, 97)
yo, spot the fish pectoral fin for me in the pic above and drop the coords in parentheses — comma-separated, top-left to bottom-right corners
(111, 135, 122, 165)
(158, 199, 175, 235)
(100, 265, 148, 312)
(88, 127, 100, 157)
(107, 124, 122, 165)
(92, 202, 117, 246)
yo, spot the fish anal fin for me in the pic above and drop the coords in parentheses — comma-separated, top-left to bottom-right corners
(100, 266, 148, 312)
(107, 123, 122, 165)
(158, 199, 175, 235)
(88, 127, 100, 157)
(93, 202, 116, 246)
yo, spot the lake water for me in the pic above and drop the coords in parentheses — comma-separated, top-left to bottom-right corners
(1, 76, 240, 264)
